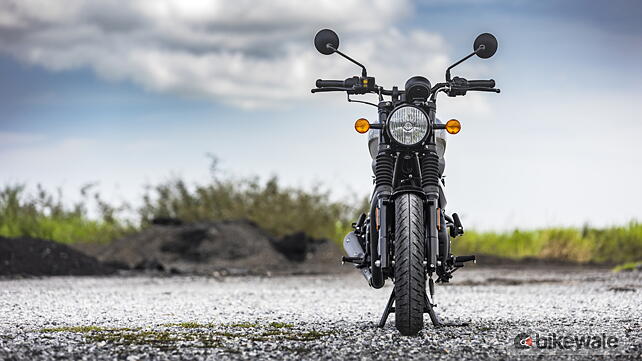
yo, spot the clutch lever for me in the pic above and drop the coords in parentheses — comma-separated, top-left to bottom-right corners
(311, 87, 355, 94)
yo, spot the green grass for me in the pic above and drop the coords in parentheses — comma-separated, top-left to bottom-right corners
(612, 261, 642, 272)
(38, 322, 334, 351)
(0, 175, 367, 244)
(0, 184, 134, 244)
(452, 221, 642, 265)
(1, 171, 641, 265)
(269, 322, 294, 329)
(39, 325, 106, 333)
(163, 322, 212, 329)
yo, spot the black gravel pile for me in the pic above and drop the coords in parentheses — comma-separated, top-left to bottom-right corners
(0, 236, 116, 276)
(75, 219, 344, 276)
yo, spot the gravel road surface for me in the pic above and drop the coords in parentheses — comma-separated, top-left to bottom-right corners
(1, 267, 640, 360)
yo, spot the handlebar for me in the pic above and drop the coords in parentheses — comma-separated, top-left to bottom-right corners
(313, 76, 375, 95)
(446, 77, 499, 97)
(312, 76, 498, 98)
(316, 79, 348, 88)
(316, 77, 361, 89)
(467, 79, 495, 88)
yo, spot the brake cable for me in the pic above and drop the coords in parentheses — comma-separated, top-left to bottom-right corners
(346, 93, 378, 107)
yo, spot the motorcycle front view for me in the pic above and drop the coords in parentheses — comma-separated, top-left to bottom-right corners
(311, 29, 500, 336)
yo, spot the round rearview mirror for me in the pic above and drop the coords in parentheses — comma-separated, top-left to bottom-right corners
(314, 29, 339, 55)
(473, 33, 498, 59)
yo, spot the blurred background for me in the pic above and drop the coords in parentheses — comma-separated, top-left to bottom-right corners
(1, 0, 641, 272)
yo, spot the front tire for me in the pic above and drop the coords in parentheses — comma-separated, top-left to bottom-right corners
(393, 193, 426, 336)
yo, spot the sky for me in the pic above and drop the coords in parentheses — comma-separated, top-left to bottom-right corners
(1, 0, 641, 230)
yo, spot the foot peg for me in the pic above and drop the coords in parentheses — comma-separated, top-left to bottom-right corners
(452, 255, 476, 268)
(453, 255, 476, 263)
(342, 256, 365, 264)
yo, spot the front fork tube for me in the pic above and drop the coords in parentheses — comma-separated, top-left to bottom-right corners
(369, 190, 390, 289)
(424, 190, 439, 274)
(377, 197, 389, 269)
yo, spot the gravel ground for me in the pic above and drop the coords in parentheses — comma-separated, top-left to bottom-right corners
(0, 266, 640, 360)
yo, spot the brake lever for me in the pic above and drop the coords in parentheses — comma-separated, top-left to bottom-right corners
(467, 87, 501, 93)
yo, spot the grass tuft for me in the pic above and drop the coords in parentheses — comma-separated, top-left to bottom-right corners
(39, 326, 106, 333)
(269, 322, 294, 329)
(42, 322, 336, 351)
(226, 322, 260, 328)
(612, 261, 641, 272)
(162, 322, 211, 329)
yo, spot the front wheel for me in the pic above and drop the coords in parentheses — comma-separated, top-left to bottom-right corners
(393, 193, 426, 336)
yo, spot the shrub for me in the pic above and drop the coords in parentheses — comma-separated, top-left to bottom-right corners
(452, 222, 642, 265)
(138, 176, 367, 241)
(0, 184, 133, 244)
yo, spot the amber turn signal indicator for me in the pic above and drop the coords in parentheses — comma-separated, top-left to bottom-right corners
(355, 118, 370, 133)
(445, 119, 461, 134)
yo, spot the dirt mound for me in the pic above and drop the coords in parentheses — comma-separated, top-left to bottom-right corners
(77, 219, 345, 275)
(0, 236, 116, 276)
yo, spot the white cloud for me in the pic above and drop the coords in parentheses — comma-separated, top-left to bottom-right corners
(0, 0, 463, 108)
(0, 131, 45, 146)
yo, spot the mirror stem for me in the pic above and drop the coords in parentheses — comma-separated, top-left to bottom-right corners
(327, 45, 368, 77)
(445, 45, 485, 81)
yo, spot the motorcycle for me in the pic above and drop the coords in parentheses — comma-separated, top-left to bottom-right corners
(311, 29, 500, 335)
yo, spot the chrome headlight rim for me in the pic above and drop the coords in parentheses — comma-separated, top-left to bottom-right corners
(386, 105, 430, 146)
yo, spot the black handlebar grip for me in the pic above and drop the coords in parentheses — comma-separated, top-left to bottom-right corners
(316, 79, 346, 88)
(467, 79, 495, 88)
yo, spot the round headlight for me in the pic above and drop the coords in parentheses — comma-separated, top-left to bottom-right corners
(388, 106, 429, 145)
